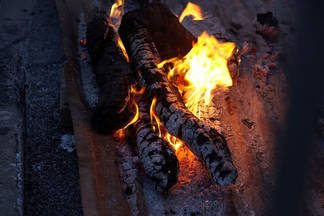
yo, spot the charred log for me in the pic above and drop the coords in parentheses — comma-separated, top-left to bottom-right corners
(135, 96, 179, 191)
(118, 3, 196, 60)
(86, 12, 134, 134)
(119, 18, 237, 187)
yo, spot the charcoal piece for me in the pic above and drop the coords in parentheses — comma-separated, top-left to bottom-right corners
(119, 16, 237, 187)
(86, 12, 135, 134)
(257, 12, 278, 27)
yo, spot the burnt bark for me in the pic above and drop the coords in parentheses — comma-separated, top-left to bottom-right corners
(119, 17, 238, 187)
(134, 96, 179, 191)
(86, 12, 134, 134)
(119, 3, 196, 60)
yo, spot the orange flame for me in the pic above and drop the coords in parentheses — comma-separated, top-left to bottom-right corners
(113, 85, 144, 140)
(179, 2, 204, 23)
(114, 102, 139, 139)
(131, 85, 145, 95)
(158, 32, 235, 116)
(150, 97, 183, 151)
(117, 37, 129, 62)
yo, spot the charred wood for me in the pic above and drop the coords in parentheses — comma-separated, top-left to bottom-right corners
(86, 12, 134, 134)
(134, 96, 179, 191)
(119, 18, 238, 187)
(118, 3, 196, 60)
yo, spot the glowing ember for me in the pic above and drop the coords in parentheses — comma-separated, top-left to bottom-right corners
(179, 2, 204, 23)
(150, 97, 183, 151)
(131, 85, 145, 95)
(158, 32, 235, 116)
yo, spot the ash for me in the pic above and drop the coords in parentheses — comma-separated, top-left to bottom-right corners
(117, 142, 141, 216)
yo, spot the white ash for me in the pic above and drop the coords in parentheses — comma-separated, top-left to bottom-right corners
(117, 142, 141, 216)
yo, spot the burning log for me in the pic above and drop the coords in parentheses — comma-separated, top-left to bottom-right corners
(118, 3, 196, 60)
(119, 7, 238, 187)
(134, 95, 179, 191)
(86, 12, 134, 134)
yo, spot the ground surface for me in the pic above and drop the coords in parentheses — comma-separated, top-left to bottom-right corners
(0, 0, 83, 215)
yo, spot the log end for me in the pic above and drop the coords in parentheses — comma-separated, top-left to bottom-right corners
(140, 139, 179, 191)
(212, 161, 238, 187)
(86, 11, 109, 63)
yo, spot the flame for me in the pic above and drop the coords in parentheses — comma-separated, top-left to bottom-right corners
(158, 32, 235, 116)
(117, 37, 129, 62)
(131, 85, 145, 95)
(114, 102, 139, 139)
(150, 97, 183, 151)
(109, 0, 124, 29)
(113, 85, 144, 140)
(150, 97, 162, 137)
(109, 0, 129, 62)
(179, 2, 204, 23)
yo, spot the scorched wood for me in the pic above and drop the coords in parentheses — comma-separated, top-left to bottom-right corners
(86, 12, 134, 134)
(117, 3, 196, 60)
(119, 9, 238, 187)
(134, 96, 179, 191)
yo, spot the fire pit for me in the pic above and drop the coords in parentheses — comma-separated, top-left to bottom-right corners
(88, 2, 240, 192)
(54, 0, 324, 215)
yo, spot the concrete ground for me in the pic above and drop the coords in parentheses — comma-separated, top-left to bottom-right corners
(0, 0, 82, 215)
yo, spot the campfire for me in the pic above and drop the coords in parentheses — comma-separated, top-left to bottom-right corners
(88, 1, 241, 191)
(51, 0, 324, 214)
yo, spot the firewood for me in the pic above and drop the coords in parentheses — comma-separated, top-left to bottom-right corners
(119, 14, 238, 187)
(118, 3, 196, 60)
(86, 12, 134, 134)
(134, 95, 179, 191)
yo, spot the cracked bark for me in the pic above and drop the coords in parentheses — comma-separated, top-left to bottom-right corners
(86, 12, 134, 134)
(119, 14, 238, 187)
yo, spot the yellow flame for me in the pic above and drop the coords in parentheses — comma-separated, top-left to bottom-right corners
(117, 37, 129, 62)
(158, 32, 235, 116)
(109, 0, 129, 61)
(179, 2, 204, 23)
(165, 133, 182, 151)
(150, 97, 183, 151)
(109, 0, 124, 29)
(150, 97, 162, 137)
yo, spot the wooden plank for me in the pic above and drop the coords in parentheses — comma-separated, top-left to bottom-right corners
(55, 0, 131, 215)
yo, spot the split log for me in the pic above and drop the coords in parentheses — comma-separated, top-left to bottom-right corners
(118, 3, 196, 60)
(119, 11, 238, 187)
(86, 12, 134, 134)
(134, 96, 179, 191)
